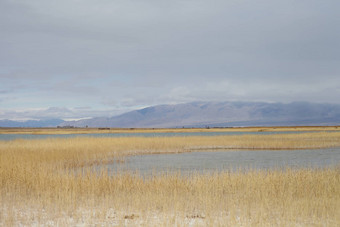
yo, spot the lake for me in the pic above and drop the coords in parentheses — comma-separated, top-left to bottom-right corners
(0, 130, 335, 140)
(107, 148, 340, 175)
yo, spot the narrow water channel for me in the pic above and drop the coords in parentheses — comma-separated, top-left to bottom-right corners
(107, 148, 340, 175)
(0, 130, 335, 140)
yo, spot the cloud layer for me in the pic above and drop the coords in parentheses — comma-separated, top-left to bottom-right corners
(1, 0, 339, 120)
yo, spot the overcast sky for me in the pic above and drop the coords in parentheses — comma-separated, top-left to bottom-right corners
(1, 0, 340, 120)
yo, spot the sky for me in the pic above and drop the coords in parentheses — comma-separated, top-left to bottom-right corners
(1, 0, 340, 120)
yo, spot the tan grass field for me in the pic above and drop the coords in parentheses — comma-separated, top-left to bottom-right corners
(1, 130, 340, 226)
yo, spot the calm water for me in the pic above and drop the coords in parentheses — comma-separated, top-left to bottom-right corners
(2, 131, 339, 175)
(0, 130, 334, 140)
(108, 148, 340, 175)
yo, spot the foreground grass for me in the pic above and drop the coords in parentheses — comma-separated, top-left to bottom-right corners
(1, 169, 339, 226)
(1, 132, 340, 226)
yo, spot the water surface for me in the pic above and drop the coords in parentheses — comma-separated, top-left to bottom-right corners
(0, 130, 335, 140)
(108, 148, 340, 175)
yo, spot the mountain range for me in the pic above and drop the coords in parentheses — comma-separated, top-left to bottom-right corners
(1, 101, 340, 128)
(60, 101, 340, 128)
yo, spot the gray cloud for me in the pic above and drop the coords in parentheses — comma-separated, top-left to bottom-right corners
(1, 0, 340, 120)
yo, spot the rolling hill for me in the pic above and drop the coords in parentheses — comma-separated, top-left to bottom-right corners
(60, 101, 340, 128)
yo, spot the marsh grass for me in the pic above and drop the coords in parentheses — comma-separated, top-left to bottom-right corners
(1, 168, 339, 226)
(1, 132, 340, 226)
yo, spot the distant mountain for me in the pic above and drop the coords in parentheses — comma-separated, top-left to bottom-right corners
(0, 119, 65, 127)
(61, 101, 340, 128)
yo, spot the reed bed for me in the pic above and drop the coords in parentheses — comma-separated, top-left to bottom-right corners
(1, 132, 340, 226)
(1, 168, 339, 226)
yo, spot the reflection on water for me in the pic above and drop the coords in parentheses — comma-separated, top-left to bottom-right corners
(0, 130, 336, 140)
(108, 148, 340, 175)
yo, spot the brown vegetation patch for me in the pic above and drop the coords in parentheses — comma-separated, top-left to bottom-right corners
(124, 214, 139, 219)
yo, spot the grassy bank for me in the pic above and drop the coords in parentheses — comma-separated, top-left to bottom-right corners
(1, 132, 340, 225)
(1, 132, 340, 165)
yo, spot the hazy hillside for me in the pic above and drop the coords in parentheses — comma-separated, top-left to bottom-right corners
(0, 119, 65, 128)
(61, 101, 340, 128)
(3, 102, 339, 128)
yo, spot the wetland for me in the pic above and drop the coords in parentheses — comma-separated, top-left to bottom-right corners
(1, 127, 340, 226)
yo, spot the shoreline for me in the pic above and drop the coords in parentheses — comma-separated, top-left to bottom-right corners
(1, 125, 339, 134)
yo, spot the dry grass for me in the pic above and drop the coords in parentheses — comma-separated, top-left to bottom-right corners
(1, 132, 340, 226)
(1, 168, 339, 226)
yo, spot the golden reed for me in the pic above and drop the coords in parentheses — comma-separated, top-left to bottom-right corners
(1, 131, 340, 226)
